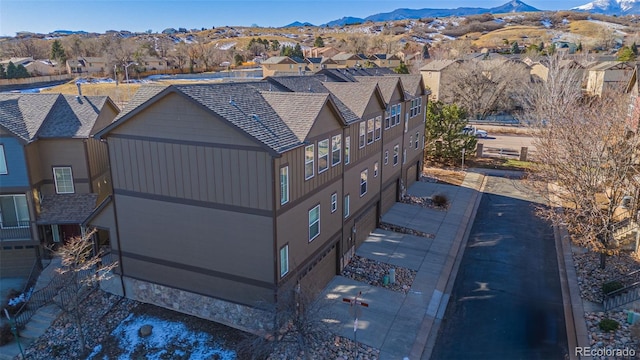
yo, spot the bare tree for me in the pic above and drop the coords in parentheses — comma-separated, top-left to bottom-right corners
(53, 229, 118, 352)
(239, 282, 336, 360)
(442, 58, 530, 119)
(346, 35, 369, 54)
(518, 54, 584, 126)
(527, 93, 640, 269)
(170, 42, 189, 72)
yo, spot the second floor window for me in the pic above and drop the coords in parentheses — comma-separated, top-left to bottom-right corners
(305, 145, 314, 180)
(0, 145, 7, 175)
(375, 116, 382, 141)
(393, 145, 399, 166)
(416, 132, 420, 150)
(280, 166, 289, 205)
(309, 205, 320, 241)
(367, 118, 374, 144)
(374, 162, 379, 177)
(359, 122, 366, 148)
(53, 167, 74, 194)
(332, 135, 341, 166)
(345, 136, 351, 165)
(344, 194, 350, 218)
(0, 195, 29, 228)
(331, 192, 337, 213)
(318, 139, 329, 173)
(360, 169, 368, 197)
(384, 150, 389, 165)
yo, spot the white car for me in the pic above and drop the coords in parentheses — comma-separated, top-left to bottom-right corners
(462, 126, 488, 138)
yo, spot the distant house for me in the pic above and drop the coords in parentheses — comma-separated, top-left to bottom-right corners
(304, 46, 340, 59)
(66, 56, 109, 75)
(368, 54, 402, 69)
(331, 53, 365, 68)
(419, 59, 462, 102)
(586, 61, 635, 96)
(138, 57, 171, 72)
(261, 56, 307, 77)
(526, 58, 585, 83)
(0, 93, 118, 277)
(25, 59, 61, 76)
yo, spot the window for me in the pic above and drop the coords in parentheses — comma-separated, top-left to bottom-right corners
(375, 116, 382, 140)
(345, 136, 351, 164)
(409, 136, 413, 149)
(384, 110, 390, 129)
(344, 194, 350, 218)
(305, 145, 314, 180)
(360, 169, 368, 197)
(331, 135, 341, 166)
(331, 192, 337, 213)
(396, 104, 402, 126)
(53, 167, 74, 194)
(374, 162, 379, 177)
(0, 195, 29, 228)
(393, 145, 399, 165)
(359, 122, 366, 148)
(280, 245, 289, 277)
(390, 105, 397, 127)
(367, 118, 374, 144)
(309, 205, 320, 241)
(418, 97, 422, 114)
(403, 149, 407, 164)
(318, 139, 329, 173)
(280, 166, 289, 205)
(415, 132, 420, 150)
(0, 145, 7, 175)
(384, 150, 389, 165)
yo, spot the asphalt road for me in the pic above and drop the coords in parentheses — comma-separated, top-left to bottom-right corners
(431, 172, 568, 360)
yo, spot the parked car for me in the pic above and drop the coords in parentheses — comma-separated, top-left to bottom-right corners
(463, 126, 488, 138)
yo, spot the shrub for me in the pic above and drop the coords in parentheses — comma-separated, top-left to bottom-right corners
(432, 194, 449, 208)
(599, 318, 620, 332)
(603, 281, 624, 295)
(0, 323, 14, 346)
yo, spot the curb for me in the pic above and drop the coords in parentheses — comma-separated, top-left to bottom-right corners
(555, 217, 591, 359)
(410, 170, 487, 359)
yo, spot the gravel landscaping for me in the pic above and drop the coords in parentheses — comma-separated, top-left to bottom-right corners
(573, 250, 640, 356)
(341, 255, 417, 294)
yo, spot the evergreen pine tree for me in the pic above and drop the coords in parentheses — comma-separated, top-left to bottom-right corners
(314, 36, 324, 47)
(6, 61, 17, 79)
(15, 64, 30, 78)
(293, 43, 303, 58)
(270, 39, 280, 51)
(577, 42, 583, 53)
(50, 39, 67, 63)
(632, 42, 638, 55)
(422, 44, 430, 59)
(511, 41, 520, 54)
(393, 61, 409, 74)
(0, 64, 5, 79)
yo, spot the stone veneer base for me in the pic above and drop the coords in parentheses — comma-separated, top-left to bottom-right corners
(101, 275, 275, 334)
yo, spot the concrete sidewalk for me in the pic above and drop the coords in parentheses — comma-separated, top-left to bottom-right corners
(318, 171, 486, 359)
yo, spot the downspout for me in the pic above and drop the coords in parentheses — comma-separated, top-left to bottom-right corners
(83, 139, 93, 193)
(102, 138, 127, 297)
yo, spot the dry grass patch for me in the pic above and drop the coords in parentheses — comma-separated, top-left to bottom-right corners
(473, 26, 552, 48)
(422, 166, 466, 186)
(568, 20, 609, 38)
(42, 82, 141, 107)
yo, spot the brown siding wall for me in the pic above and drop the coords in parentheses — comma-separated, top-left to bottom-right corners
(86, 138, 112, 202)
(109, 137, 272, 210)
(110, 93, 260, 148)
(114, 194, 274, 305)
(34, 139, 91, 195)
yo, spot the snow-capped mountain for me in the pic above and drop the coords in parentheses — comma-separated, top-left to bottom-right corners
(573, 0, 640, 14)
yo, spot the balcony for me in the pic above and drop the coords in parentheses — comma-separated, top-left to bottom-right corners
(0, 221, 33, 241)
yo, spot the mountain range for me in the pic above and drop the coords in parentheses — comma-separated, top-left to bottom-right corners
(285, 0, 640, 27)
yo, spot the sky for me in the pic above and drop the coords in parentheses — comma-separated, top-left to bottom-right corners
(1, 0, 591, 37)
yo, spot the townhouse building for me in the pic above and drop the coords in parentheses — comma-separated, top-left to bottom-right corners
(89, 74, 428, 331)
(0, 93, 118, 276)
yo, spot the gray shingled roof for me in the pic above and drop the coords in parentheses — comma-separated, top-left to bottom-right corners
(393, 75, 424, 97)
(261, 92, 331, 142)
(265, 76, 360, 124)
(0, 93, 109, 142)
(37, 193, 98, 225)
(38, 95, 108, 138)
(353, 76, 402, 103)
(321, 81, 380, 118)
(419, 60, 459, 72)
(175, 83, 302, 153)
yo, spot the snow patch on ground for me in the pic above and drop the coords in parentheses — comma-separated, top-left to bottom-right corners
(86, 313, 237, 360)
